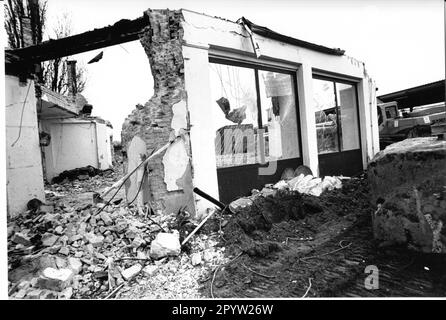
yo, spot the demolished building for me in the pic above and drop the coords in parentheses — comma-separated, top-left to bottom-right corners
(120, 9, 380, 216)
(38, 84, 114, 182)
(5, 8, 380, 219)
(5, 56, 113, 217)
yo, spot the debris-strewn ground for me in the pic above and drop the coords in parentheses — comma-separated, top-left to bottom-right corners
(7, 163, 224, 299)
(202, 174, 446, 298)
(8, 164, 446, 299)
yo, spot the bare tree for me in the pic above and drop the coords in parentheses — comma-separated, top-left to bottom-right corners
(42, 14, 87, 94)
(4, 0, 47, 49)
(4, 1, 87, 94)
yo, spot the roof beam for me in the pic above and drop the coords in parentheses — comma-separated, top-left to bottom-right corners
(6, 15, 150, 63)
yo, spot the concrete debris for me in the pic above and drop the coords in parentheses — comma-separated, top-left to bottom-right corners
(84, 233, 104, 247)
(59, 247, 70, 256)
(191, 252, 202, 266)
(41, 233, 59, 247)
(37, 268, 74, 291)
(51, 165, 110, 184)
(11, 232, 32, 246)
(227, 173, 344, 214)
(229, 198, 253, 212)
(60, 287, 73, 299)
(264, 174, 342, 197)
(142, 265, 158, 277)
(8, 156, 228, 299)
(67, 257, 83, 275)
(150, 232, 181, 259)
(26, 289, 43, 299)
(121, 264, 143, 281)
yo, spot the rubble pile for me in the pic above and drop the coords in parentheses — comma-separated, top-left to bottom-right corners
(8, 171, 224, 299)
(117, 233, 227, 299)
(51, 165, 113, 184)
(262, 173, 343, 196)
(230, 173, 344, 213)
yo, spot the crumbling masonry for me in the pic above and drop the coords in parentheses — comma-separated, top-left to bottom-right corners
(121, 10, 194, 216)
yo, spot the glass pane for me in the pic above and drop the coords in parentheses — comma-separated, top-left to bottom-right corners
(258, 70, 300, 161)
(209, 63, 259, 168)
(336, 83, 360, 151)
(313, 78, 339, 154)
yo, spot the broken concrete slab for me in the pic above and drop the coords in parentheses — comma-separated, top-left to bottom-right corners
(84, 233, 104, 247)
(150, 232, 181, 259)
(38, 254, 57, 270)
(54, 226, 64, 235)
(41, 233, 59, 247)
(41, 290, 58, 299)
(100, 212, 113, 226)
(11, 232, 32, 246)
(121, 264, 142, 281)
(115, 220, 128, 233)
(67, 257, 83, 275)
(55, 256, 67, 269)
(37, 268, 74, 291)
(59, 287, 73, 299)
(229, 198, 253, 212)
(125, 226, 138, 239)
(203, 250, 213, 262)
(191, 252, 202, 266)
(131, 237, 146, 248)
(142, 265, 158, 277)
(58, 246, 70, 256)
(25, 289, 43, 299)
(14, 289, 27, 299)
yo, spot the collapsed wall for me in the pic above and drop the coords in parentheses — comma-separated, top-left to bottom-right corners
(121, 9, 194, 216)
(368, 137, 446, 253)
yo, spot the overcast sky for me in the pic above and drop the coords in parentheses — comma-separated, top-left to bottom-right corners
(43, 0, 445, 141)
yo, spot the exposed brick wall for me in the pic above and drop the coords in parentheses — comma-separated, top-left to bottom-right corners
(121, 9, 194, 215)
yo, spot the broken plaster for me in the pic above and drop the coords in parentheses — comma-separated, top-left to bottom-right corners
(171, 100, 188, 136)
(162, 139, 189, 191)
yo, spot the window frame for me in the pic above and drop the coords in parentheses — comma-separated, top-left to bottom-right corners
(209, 57, 303, 165)
(312, 74, 362, 153)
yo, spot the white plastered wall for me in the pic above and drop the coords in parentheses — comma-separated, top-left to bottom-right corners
(95, 122, 113, 170)
(5, 76, 45, 217)
(41, 119, 97, 180)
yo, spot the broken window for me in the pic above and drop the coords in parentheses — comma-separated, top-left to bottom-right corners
(209, 61, 300, 168)
(336, 83, 360, 151)
(209, 63, 258, 168)
(313, 79, 339, 154)
(313, 77, 360, 154)
(259, 70, 300, 161)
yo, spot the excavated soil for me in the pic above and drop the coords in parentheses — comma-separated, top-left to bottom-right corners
(202, 173, 446, 298)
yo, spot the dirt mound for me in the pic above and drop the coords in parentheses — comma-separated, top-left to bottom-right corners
(203, 173, 374, 298)
(221, 173, 370, 256)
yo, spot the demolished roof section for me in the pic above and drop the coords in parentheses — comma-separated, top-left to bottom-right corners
(238, 16, 345, 56)
(39, 86, 79, 117)
(5, 16, 150, 63)
(5, 9, 346, 65)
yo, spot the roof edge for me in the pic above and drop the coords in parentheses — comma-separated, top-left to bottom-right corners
(239, 17, 345, 56)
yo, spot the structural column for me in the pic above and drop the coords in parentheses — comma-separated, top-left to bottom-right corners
(296, 63, 319, 176)
(357, 76, 379, 167)
(183, 44, 220, 214)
